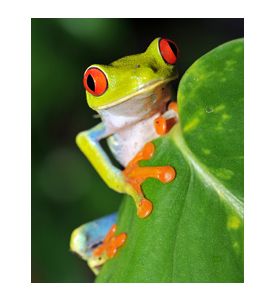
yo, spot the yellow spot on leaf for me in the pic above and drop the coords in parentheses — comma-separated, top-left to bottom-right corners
(222, 113, 231, 120)
(225, 60, 237, 71)
(232, 241, 240, 253)
(226, 60, 236, 67)
(202, 148, 211, 155)
(214, 104, 225, 113)
(212, 168, 234, 180)
(227, 215, 241, 230)
(183, 118, 200, 133)
(215, 125, 224, 132)
(234, 46, 242, 53)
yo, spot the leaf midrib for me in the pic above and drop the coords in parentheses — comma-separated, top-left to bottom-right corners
(169, 124, 244, 219)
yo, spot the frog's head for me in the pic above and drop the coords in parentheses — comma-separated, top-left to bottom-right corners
(82, 37, 179, 111)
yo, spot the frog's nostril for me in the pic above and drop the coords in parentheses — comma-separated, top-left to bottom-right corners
(151, 65, 158, 73)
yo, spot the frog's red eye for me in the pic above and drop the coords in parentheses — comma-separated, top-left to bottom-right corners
(83, 67, 108, 96)
(159, 38, 179, 65)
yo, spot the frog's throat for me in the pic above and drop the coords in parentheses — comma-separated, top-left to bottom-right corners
(94, 76, 178, 110)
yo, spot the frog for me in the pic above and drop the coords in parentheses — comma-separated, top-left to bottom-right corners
(70, 37, 179, 274)
(77, 37, 179, 218)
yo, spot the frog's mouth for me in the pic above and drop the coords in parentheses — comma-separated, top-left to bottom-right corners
(97, 76, 177, 110)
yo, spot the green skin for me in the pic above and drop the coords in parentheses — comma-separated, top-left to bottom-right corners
(76, 36, 178, 201)
(85, 37, 177, 110)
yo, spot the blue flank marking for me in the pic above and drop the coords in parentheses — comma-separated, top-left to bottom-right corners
(78, 212, 118, 257)
(87, 123, 106, 141)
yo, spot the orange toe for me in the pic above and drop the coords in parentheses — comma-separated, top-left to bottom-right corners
(123, 142, 176, 219)
(113, 232, 127, 248)
(158, 166, 176, 183)
(93, 224, 127, 259)
(137, 199, 153, 218)
(154, 116, 167, 136)
(106, 232, 127, 258)
(168, 101, 178, 112)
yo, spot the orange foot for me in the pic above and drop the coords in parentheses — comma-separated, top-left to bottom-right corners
(93, 224, 127, 259)
(154, 101, 178, 136)
(123, 142, 176, 219)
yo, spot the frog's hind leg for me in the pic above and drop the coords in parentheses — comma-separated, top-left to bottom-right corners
(70, 212, 127, 275)
(70, 212, 118, 261)
(123, 142, 176, 219)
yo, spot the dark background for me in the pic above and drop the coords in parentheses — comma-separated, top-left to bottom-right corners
(31, 18, 244, 282)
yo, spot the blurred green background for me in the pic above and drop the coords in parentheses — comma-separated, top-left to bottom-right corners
(31, 18, 244, 283)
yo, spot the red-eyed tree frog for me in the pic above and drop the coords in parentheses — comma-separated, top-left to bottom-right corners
(70, 37, 179, 275)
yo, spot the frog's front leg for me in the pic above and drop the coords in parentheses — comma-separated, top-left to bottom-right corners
(154, 101, 179, 136)
(76, 123, 124, 192)
(123, 104, 178, 218)
(76, 123, 147, 216)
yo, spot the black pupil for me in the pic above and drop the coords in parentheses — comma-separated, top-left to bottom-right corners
(168, 41, 177, 57)
(87, 74, 95, 91)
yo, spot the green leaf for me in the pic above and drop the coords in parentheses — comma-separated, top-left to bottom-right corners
(96, 39, 244, 283)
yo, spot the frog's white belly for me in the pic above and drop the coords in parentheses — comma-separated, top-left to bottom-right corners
(107, 112, 160, 167)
